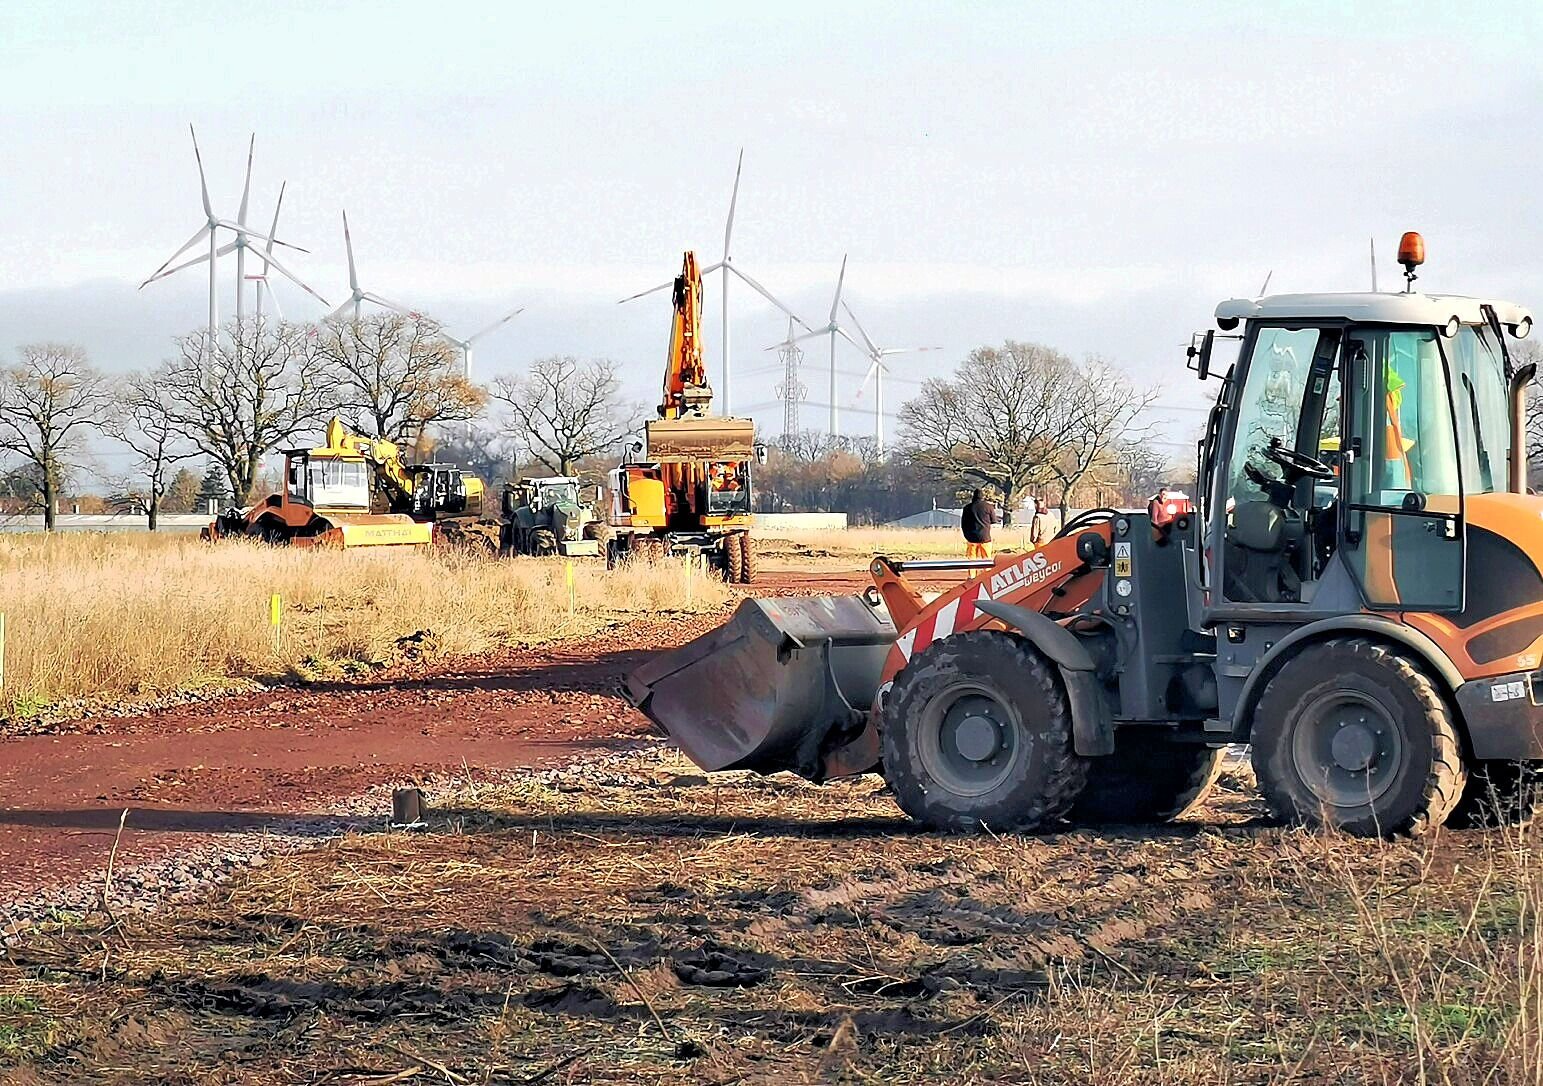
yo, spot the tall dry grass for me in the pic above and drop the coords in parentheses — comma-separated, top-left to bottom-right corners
(0, 533, 729, 712)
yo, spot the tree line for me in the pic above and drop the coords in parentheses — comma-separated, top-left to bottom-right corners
(0, 318, 1174, 529)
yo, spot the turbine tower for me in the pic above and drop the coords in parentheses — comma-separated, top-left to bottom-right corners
(619, 150, 809, 411)
(141, 127, 325, 342)
(788, 255, 866, 435)
(843, 299, 940, 456)
(442, 305, 526, 383)
(326, 210, 415, 323)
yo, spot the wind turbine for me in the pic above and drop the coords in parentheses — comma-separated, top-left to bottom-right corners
(140, 127, 323, 341)
(249, 182, 302, 322)
(326, 210, 416, 323)
(787, 255, 867, 435)
(842, 299, 940, 455)
(442, 305, 525, 383)
(619, 150, 809, 411)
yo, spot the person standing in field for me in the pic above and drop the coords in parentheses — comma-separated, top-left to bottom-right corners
(1029, 498, 1050, 547)
(962, 488, 996, 561)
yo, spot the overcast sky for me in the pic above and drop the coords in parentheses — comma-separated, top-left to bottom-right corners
(3, 0, 1541, 478)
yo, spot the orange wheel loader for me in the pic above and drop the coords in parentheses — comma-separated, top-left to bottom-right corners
(626, 234, 1543, 836)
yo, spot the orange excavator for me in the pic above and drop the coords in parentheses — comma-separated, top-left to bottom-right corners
(607, 251, 765, 581)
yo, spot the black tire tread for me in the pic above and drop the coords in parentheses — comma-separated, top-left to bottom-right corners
(739, 532, 756, 584)
(881, 630, 1087, 832)
(1072, 735, 1225, 824)
(1251, 637, 1465, 837)
(725, 532, 744, 583)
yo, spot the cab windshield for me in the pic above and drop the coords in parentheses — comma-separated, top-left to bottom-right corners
(308, 458, 371, 509)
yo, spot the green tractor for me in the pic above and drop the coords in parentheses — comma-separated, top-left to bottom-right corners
(500, 477, 606, 558)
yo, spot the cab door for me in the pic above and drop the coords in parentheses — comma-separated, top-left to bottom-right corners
(1340, 328, 1466, 612)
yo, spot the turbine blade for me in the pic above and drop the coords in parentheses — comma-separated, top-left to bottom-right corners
(723, 148, 743, 260)
(1259, 269, 1273, 296)
(829, 254, 848, 323)
(857, 358, 880, 396)
(237, 133, 255, 225)
(618, 279, 672, 304)
(326, 299, 354, 322)
(141, 224, 212, 286)
(342, 209, 359, 292)
(259, 246, 332, 308)
(189, 124, 213, 219)
(839, 299, 880, 355)
(264, 181, 286, 256)
(790, 328, 828, 346)
(145, 239, 240, 283)
(1370, 236, 1378, 292)
(725, 264, 812, 330)
(468, 306, 525, 343)
(217, 219, 309, 253)
(363, 291, 417, 316)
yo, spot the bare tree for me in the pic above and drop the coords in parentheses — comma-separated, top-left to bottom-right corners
(106, 366, 196, 530)
(319, 313, 486, 443)
(160, 321, 337, 504)
(897, 341, 1081, 521)
(1044, 358, 1159, 516)
(0, 344, 109, 529)
(490, 356, 643, 475)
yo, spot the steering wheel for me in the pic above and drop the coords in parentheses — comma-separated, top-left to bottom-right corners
(1263, 441, 1335, 481)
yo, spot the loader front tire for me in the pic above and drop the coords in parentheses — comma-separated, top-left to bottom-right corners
(1071, 731, 1224, 824)
(881, 630, 1087, 832)
(1250, 638, 1465, 837)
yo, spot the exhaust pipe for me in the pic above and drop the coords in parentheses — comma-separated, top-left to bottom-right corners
(625, 595, 895, 780)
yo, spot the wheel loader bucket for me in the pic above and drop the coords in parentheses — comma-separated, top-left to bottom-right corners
(624, 596, 896, 778)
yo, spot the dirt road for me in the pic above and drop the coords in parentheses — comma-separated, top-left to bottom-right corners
(0, 567, 944, 907)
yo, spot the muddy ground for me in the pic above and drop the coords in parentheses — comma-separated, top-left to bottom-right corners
(1, 564, 1537, 1084)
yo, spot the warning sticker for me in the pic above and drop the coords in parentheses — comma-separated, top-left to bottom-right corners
(1114, 541, 1132, 578)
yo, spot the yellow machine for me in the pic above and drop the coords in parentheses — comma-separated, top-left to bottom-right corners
(206, 417, 493, 548)
(608, 250, 765, 582)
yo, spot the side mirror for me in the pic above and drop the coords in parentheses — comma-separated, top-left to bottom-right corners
(753, 442, 768, 466)
(1186, 330, 1215, 381)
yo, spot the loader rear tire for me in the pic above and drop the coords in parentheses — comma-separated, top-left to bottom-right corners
(725, 533, 744, 583)
(1447, 761, 1541, 829)
(1250, 638, 1465, 837)
(1071, 731, 1224, 824)
(881, 630, 1087, 832)
(739, 532, 756, 584)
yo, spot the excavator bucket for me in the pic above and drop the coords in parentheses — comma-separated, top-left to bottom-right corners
(645, 417, 757, 462)
(624, 596, 896, 778)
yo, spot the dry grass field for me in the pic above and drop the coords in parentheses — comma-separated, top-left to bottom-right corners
(2, 753, 1539, 1084)
(0, 533, 730, 715)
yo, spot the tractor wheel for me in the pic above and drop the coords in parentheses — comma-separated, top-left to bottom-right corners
(648, 537, 669, 562)
(738, 532, 757, 584)
(605, 539, 619, 570)
(530, 528, 559, 557)
(881, 630, 1087, 832)
(258, 520, 289, 546)
(724, 533, 744, 583)
(1250, 638, 1465, 837)
(1071, 731, 1225, 824)
(1447, 761, 1542, 829)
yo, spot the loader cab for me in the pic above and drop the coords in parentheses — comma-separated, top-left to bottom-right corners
(1199, 292, 1528, 621)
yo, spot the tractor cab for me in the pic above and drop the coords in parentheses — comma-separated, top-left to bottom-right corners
(1198, 299, 1531, 618)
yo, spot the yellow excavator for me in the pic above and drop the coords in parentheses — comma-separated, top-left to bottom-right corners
(607, 251, 766, 581)
(205, 417, 497, 549)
